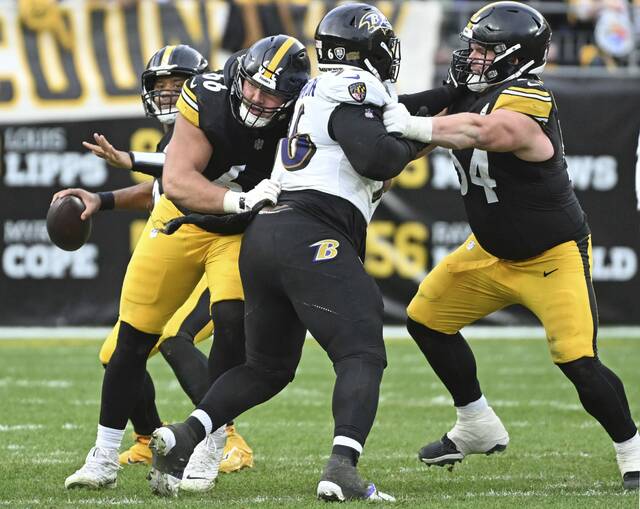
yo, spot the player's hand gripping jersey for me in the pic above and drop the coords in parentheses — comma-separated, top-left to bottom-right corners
(271, 70, 395, 223)
(448, 77, 589, 260)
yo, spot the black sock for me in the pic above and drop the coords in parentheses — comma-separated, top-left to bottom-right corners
(559, 357, 637, 442)
(332, 355, 385, 449)
(128, 370, 163, 435)
(159, 335, 209, 405)
(185, 416, 207, 443)
(99, 321, 159, 429)
(331, 445, 360, 466)
(208, 300, 246, 385)
(407, 318, 482, 406)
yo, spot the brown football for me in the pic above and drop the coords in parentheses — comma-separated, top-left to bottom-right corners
(46, 195, 92, 251)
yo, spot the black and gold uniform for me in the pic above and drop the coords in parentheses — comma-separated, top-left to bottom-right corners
(90, 34, 310, 453)
(119, 67, 286, 334)
(406, 3, 638, 485)
(449, 78, 589, 261)
(100, 127, 213, 366)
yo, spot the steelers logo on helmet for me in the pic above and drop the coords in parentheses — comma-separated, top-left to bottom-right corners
(314, 3, 401, 83)
(141, 45, 209, 124)
(449, 1, 551, 92)
(229, 35, 310, 129)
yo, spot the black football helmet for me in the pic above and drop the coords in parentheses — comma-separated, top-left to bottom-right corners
(314, 3, 401, 82)
(450, 1, 551, 92)
(228, 35, 310, 129)
(141, 45, 209, 124)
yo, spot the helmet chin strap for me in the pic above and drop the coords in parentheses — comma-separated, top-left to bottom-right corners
(158, 112, 177, 125)
(239, 102, 271, 128)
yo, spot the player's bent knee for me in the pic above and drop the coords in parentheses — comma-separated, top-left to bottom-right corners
(556, 356, 599, 384)
(113, 321, 160, 360)
(407, 317, 451, 344)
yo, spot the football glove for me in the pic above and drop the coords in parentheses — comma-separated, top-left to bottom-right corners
(383, 102, 433, 143)
(222, 179, 280, 214)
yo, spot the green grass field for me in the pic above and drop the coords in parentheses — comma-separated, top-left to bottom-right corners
(0, 337, 638, 508)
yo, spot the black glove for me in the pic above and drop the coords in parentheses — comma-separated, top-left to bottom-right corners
(161, 199, 270, 235)
(443, 62, 468, 102)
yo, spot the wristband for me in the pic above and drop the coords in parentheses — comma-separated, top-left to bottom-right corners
(406, 116, 433, 144)
(97, 191, 115, 211)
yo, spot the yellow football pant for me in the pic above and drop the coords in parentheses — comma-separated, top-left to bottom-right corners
(118, 195, 243, 335)
(99, 275, 213, 364)
(408, 234, 596, 363)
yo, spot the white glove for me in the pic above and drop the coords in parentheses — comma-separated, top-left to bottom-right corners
(383, 102, 433, 143)
(222, 178, 281, 213)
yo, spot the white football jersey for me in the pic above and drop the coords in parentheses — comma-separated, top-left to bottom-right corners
(271, 66, 395, 223)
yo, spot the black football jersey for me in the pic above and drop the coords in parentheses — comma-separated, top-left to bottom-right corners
(156, 125, 173, 153)
(176, 70, 287, 193)
(448, 76, 589, 260)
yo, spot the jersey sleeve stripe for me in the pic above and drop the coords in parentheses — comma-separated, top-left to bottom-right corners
(507, 86, 550, 98)
(182, 82, 198, 103)
(493, 93, 552, 121)
(501, 89, 552, 101)
(263, 37, 296, 79)
(180, 86, 199, 111)
(177, 95, 199, 126)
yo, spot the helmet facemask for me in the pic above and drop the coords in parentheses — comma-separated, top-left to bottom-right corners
(231, 65, 294, 129)
(452, 37, 539, 92)
(142, 71, 189, 125)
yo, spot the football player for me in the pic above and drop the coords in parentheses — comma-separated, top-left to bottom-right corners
(148, 3, 420, 501)
(62, 36, 307, 490)
(77, 44, 253, 473)
(384, 1, 640, 490)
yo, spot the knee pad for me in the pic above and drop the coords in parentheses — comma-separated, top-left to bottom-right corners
(114, 321, 159, 360)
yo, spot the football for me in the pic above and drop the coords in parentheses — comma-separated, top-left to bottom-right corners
(46, 195, 92, 251)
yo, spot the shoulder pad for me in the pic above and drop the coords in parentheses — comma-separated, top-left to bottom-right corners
(177, 73, 228, 127)
(316, 71, 392, 107)
(492, 79, 553, 124)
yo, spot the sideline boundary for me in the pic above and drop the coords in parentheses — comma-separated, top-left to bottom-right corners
(0, 325, 639, 340)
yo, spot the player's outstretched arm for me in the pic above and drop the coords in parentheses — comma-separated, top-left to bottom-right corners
(384, 104, 553, 162)
(51, 181, 154, 220)
(83, 132, 133, 170)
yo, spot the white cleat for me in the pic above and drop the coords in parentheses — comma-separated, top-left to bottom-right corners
(180, 426, 226, 493)
(65, 446, 120, 489)
(419, 406, 509, 468)
(615, 434, 640, 490)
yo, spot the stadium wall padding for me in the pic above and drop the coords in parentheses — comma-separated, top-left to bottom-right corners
(1, 1, 639, 325)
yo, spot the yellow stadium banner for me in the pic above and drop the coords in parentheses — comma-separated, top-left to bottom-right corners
(0, 0, 441, 124)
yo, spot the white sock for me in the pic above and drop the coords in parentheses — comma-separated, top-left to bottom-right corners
(333, 435, 363, 454)
(456, 395, 489, 419)
(95, 424, 125, 450)
(190, 409, 213, 435)
(614, 431, 640, 455)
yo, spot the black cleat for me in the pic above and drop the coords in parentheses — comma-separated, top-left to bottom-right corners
(148, 423, 198, 497)
(419, 434, 464, 469)
(316, 454, 395, 502)
(623, 471, 639, 490)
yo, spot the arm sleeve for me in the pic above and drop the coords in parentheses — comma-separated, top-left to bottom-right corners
(399, 85, 461, 116)
(329, 103, 420, 181)
(129, 151, 165, 177)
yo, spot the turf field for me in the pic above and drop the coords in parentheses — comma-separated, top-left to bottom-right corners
(0, 337, 638, 508)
